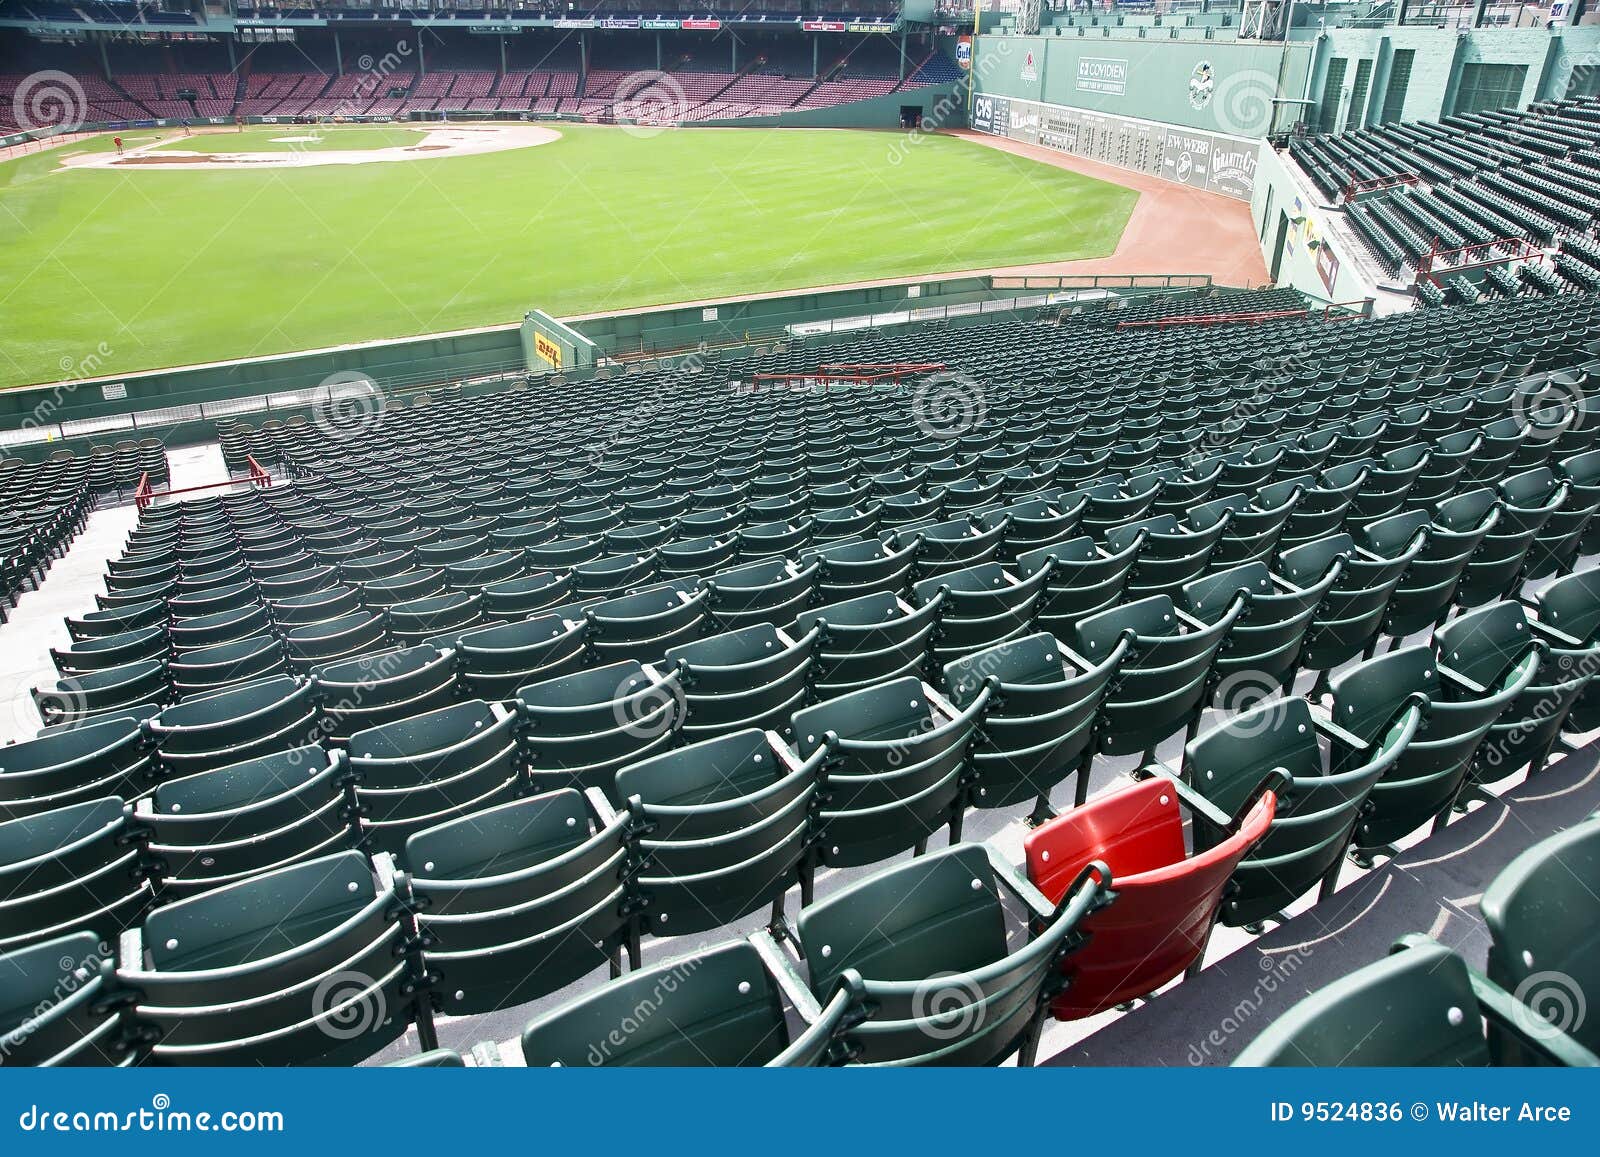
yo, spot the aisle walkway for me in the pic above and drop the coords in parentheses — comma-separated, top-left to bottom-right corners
(0, 441, 239, 745)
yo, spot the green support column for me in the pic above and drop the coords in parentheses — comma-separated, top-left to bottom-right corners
(99, 34, 110, 77)
(335, 31, 343, 77)
(813, 35, 819, 79)
(580, 33, 588, 90)
(500, 34, 508, 75)
(899, 28, 907, 81)
(656, 33, 662, 71)
(419, 35, 426, 75)
(226, 35, 237, 73)
(732, 35, 738, 72)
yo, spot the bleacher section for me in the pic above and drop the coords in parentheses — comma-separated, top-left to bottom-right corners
(5, 284, 1600, 1067)
(1287, 96, 1600, 298)
(0, 41, 959, 131)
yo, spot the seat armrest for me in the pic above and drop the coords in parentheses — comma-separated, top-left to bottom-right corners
(1137, 761, 1276, 839)
(1438, 662, 1490, 698)
(748, 927, 824, 1022)
(1309, 702, 1378, 753)
(980, 843, 1057, 922)
(584, 786, 620, 827)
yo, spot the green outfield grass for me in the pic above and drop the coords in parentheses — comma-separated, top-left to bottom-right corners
(152, 126, 429, 153)
(0, 124, 1139, 388)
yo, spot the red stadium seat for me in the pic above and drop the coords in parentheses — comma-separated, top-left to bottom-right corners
(1023, 772, 1277, 1019)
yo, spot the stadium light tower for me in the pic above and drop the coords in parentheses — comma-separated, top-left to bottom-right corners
(1238, 0, 1293, 39)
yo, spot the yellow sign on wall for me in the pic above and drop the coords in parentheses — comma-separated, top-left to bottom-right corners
(534, 332, 562, 368)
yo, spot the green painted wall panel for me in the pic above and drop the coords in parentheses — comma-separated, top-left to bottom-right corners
(972, 34, 1310, 138)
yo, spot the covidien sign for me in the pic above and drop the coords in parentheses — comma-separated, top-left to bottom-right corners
(1077, 58, 1128, 97)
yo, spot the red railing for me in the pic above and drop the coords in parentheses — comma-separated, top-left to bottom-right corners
(1415, 237, 1542, 286)
(1118, 309, 1310, 330)
(135, 455, 274, 510)
(1320, 302, 1370, 320)
(1341, 173, 1421, 203)
(752, 362, 948, 386)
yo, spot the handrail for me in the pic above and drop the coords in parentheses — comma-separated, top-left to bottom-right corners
(1117, 308, 1310, 330)
(752, 363, 948, 387)
(1341, 173, 1421, 203)
(1414, 237, 1542, 285)
(135, 457, 274, 510)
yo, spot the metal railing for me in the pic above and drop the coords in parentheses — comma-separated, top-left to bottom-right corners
(135, 455, 273, 510)
(0, 359, 530, 449)
(751, 362, 948, 388)
(1342, 173, 1422, 203)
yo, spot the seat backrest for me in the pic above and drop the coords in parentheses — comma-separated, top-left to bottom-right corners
(0, 797, 150, 955)
(629, 730, 815, 932)
(0, 931, 124, 1066)
(1023, 775, 1274, 1018)
(1234, 939, 1491, 1066)
(401, 789, 631, 1013)
(0, 713, 152, 821)
(1434, 601, 1534, 689)
(124, 849, 409, 1065)
(1481, 816, 1600, 1055)
(519, 940, 794, 1067)
(1536, 568, 1600, 642)
(799, 843, 1007, 999)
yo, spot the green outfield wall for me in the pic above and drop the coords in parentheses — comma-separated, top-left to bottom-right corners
(970, 34, 1312, 139)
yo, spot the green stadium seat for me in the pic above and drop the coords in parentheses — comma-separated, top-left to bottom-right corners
(311, 644, 459, 745)
(795, 842, 1110, 1065)
(1481, 814, 1600, 1062)
(1073, 593, 1243, 761)
(0, 932, 131, 1066)
(400, 789, 632, 1012)
(140, 745, 351, 898)
(942, 630, 1124, 815)
(516, 660, 685, 799)
(1234, 935, 1597, 1066)
(0, 797, 152, 954)
(520, 939, 853, 1067)
(348, 698, 522, 855)
(615, 728, 817, 934)
(120, 850, 415, 1065)
(665, 621, 817, 742)
(1182, 695, 1421, 928)
(146, 675, 320, 777)
(791, 675, 986, 868)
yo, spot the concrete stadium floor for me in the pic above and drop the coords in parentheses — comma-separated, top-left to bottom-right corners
(0, 443, 228, 745)
(1, 443, 1593, 1066)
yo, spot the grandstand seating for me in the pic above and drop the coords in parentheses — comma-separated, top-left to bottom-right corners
(4, 284, 1600, 1068)
(1236, 812, 1600, 1066)
(0, 42, 960, 131)
(1287, 95, 1600, 294)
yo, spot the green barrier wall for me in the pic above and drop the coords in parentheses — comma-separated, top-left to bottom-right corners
(697, 84, 962, 130)
(521, 310, 598, 373)
(971, 34, 1311, 138)
(571, 275, 1026, 355)
(0, 326, 523, 434)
